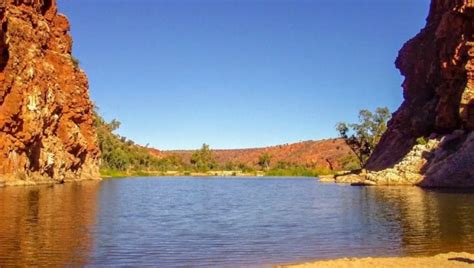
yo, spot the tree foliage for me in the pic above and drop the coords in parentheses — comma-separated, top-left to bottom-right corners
(257, 152, 272, 171)
(94, 110, 181, 174)
(336, 107, 391, 167)
(190, 144, 217, 172)
(265, 161, 332, 177)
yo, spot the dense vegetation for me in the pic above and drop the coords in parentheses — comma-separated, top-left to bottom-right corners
(257, 153, 272, 171)
(94, 112, 184, 176)
(190, 144, 218, 172)
(95, 111, 344, 178)
(265, 161, 333, 177)
(336, 107, 391, 167)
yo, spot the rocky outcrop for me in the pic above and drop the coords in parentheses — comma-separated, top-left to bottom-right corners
(364, 139, 441, 186)
(360, 0, 474, 187)
(0, 0, 100, 186)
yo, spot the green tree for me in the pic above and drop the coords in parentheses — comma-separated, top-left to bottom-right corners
(336, 107, 391, 167)
(224, 161, 238, 171)
(93, 108, 186, 175)
(237, 163, 254, 173)
(190, 144, 216, 172)
(71, 55, 80, 68)
(108, 119, 121, 131)
(258, 152, 272, 171)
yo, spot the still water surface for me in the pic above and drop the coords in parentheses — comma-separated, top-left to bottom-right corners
(0, 177, 473, 267)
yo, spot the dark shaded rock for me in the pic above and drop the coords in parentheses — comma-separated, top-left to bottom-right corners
(365, 0, 474, 187)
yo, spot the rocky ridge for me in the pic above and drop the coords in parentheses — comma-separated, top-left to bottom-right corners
(163, 139, 356, 171)
(0, 0, 100, 186)
(335, 0, 474, 187)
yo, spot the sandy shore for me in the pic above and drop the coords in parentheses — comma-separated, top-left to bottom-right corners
(278, 252, 474, 268)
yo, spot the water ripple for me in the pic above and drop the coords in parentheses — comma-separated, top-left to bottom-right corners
(0, 177, 474, 266)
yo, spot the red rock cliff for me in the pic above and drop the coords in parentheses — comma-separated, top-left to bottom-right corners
(364, 0, 474, 187)
(0, 0, 100, 186)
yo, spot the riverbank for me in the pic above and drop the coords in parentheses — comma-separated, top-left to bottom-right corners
(100, 170, 268, 178)
(278, 252, 474, 268)
(100, 169, 336, 178)
(0, 176, 101, 188)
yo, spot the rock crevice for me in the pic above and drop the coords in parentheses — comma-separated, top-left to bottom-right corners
(0, 0, 100, 186)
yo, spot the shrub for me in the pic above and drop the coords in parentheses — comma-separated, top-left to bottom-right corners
(94, 109, 186, 176)
(190, 144, 217, 172)
(416, 136, 428, 145)
(71, 56, 80, 68)
(257, 153, 272, 171)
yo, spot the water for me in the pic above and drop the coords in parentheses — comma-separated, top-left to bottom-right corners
(0, 177, 473, 267)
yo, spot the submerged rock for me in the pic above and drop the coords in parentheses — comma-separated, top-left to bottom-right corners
(0, 0, 100, 186)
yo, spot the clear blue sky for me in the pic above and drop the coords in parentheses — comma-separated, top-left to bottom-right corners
(58, 0, 430, 150)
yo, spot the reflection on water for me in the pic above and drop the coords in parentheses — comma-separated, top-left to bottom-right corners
(366, 187, 474, 255)
(0, 181, 100, 266)
(0, 177, 473, 267)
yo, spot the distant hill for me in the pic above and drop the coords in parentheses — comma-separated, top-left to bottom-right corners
(156, 139, 356, 171)
(96, 112, 357, 175)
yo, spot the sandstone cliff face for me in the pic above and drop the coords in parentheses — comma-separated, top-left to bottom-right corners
(364, 0, 474, 187)
(0, 0, 100, 186)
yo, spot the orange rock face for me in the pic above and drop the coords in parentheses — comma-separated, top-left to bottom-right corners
(0, 0, 100, 185)
(365, 0, 474, 186)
